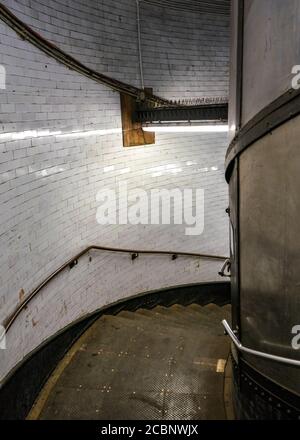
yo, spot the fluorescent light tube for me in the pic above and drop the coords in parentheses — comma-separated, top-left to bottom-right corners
(143, 125, 229, 133)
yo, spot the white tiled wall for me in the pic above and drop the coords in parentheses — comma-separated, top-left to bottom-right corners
(2, 0, 230, 98)
(0, 1, 229, 381)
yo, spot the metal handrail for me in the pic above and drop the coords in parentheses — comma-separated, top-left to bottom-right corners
(222, 320, 300, 367)
(0, 4, 228, 110)
(218, 258, 231, 278)
(3, 245, 228, 333)
(0, 3, 168, 107)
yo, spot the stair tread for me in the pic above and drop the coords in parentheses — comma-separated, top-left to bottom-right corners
(171, 304, 213, 318)
(133, 302, 230, 324)
(36, 300, 231, 421)
(143, 307, 220, 325)
(188, 303, 227, 316)
(152, 306, 223, 326)
(102, 312, 225, 337)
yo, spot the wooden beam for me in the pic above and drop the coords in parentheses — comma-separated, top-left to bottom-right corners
(120, 92, 155, 148)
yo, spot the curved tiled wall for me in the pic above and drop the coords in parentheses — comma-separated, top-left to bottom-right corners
(2, 0, 229, 99)
(0, 1, 230, 381)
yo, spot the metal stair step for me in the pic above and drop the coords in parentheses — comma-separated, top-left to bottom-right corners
(188, 303, 224, 318)
(140, 307, 225, 334)
(104, 310, 225, 338)
(153, 305, 217, 327)
(169, 304, 222, 325)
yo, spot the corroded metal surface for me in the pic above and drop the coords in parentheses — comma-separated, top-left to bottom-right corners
(32, 304, 231, 420)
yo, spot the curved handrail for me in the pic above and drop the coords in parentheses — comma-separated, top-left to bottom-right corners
(3, 245, 228, 333)
(222, 320, 300, 368)
(0, 4, 228, 110)
(0, 3, 168, 107)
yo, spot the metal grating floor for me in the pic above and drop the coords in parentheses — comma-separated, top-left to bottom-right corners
(30, 303, 231, 420)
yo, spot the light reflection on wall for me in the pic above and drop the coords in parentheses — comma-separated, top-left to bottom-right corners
(0, 128, 122, 142)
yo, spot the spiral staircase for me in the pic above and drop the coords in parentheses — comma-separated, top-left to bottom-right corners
(28, 302, 232, 420)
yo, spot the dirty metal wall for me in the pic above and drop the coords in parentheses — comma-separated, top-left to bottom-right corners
(242, 0, 300, 124)
(239, 114, 300, 396)
(228, 0, 300, 419)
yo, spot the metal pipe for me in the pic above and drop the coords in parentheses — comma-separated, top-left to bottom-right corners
(222, 320, 300, 367)
(0, 3, 169, 107)
(136, 0, 145, 90)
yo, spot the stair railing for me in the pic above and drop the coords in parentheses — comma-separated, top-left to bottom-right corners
(3, 244, 228, 333)
(222, 320, 300, 367)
